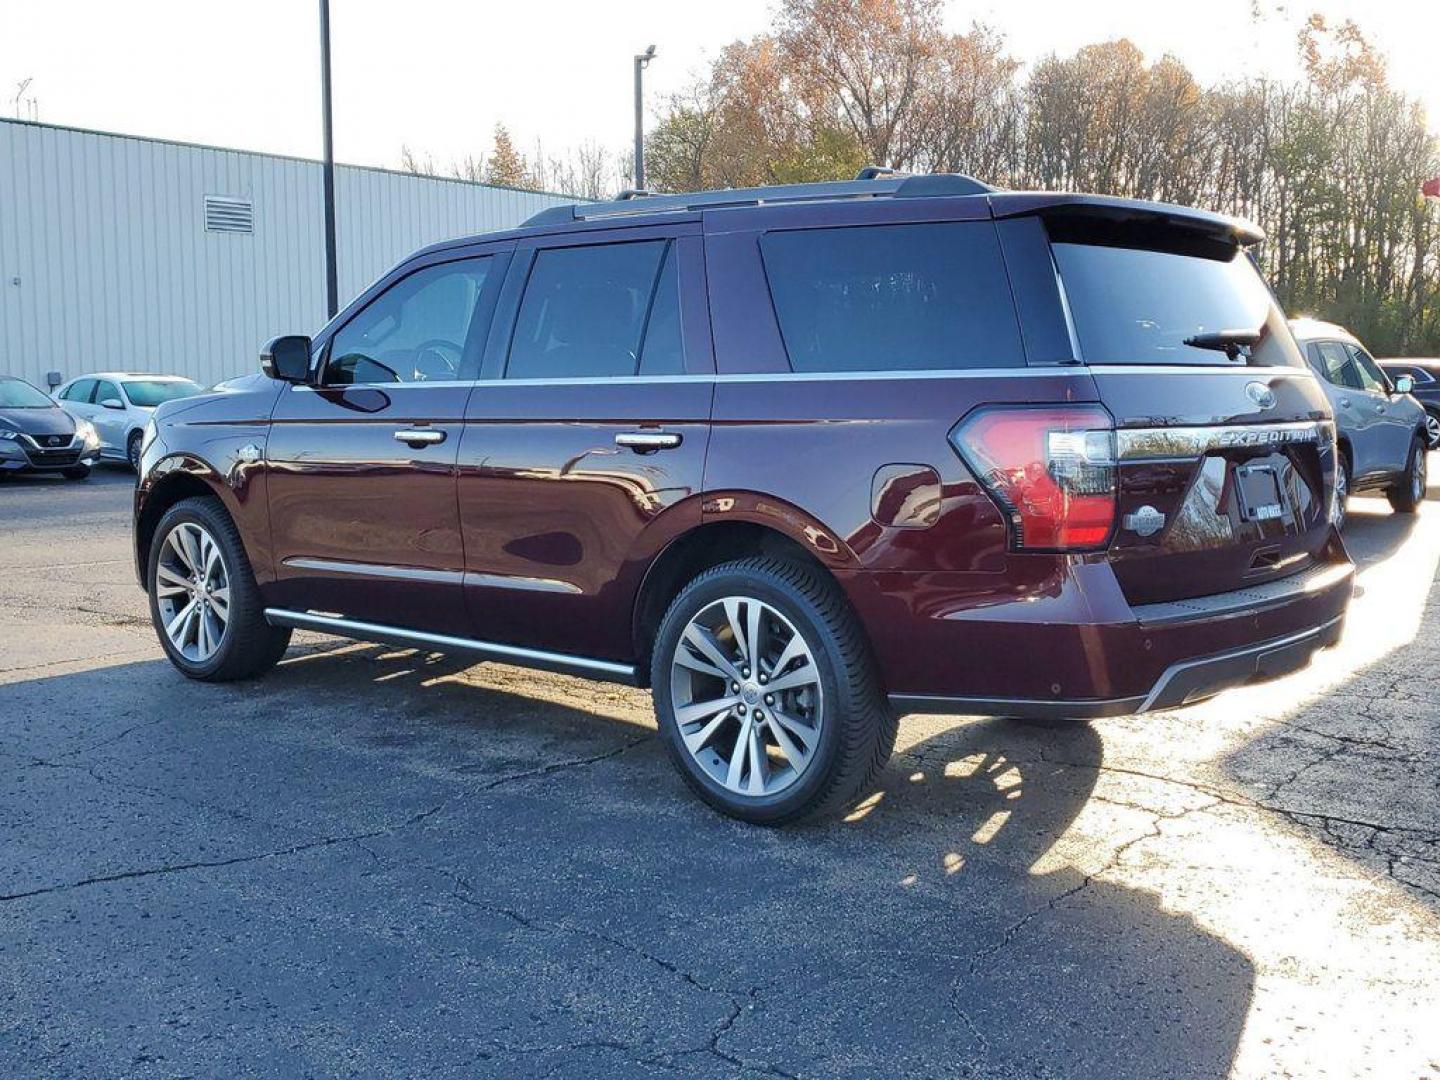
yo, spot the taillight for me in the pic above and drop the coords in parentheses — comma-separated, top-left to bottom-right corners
(951, 405, 1117, 551)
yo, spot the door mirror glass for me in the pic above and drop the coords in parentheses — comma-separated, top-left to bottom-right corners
(99, 397, 125, 410)
(261, 335, 313, 382)
(1394, 374, 1414, 395)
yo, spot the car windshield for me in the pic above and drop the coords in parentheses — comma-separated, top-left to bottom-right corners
(1050, 220, 1305, 368)
(0, 378, 55, 408)
(123, 379, 203, 407)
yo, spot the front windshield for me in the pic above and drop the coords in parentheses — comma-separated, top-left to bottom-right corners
(123, 380, 203, 407)
(0, 378, 55, 409)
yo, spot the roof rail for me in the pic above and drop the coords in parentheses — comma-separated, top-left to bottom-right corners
(520, 172, 994, 228)
(854, 165, 905, 180)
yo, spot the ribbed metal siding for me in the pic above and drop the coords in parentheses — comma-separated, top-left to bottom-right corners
(0, 120, 575, 388)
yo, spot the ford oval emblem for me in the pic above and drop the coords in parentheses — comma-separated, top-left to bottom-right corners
(1246, 381, 1277, 410)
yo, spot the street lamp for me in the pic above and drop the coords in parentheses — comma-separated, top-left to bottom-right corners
(319, 0, 339, 319)
(633, 45, 656, 190)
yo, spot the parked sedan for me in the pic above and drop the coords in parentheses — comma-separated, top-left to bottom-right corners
(0, 375, 100, 480)
(1378, 359, 1440, 447)
(54, 373, 203, 470)
(1290, 319, 1430, 528)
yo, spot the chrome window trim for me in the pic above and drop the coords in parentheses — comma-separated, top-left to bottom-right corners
(263, 608, 636, 683)
(1116, 420, 1333, 461)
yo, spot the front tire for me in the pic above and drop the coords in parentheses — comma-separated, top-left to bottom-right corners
(127, 430, 143, 472)
(147, 496, 291, 681)
(1387, 437, 1428, 513)
(651, 557, 896, 825)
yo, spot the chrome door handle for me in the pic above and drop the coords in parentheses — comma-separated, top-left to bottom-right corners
(394, 428, 446, 446)
(1338, 398, 1352, 408)
(1375, 404, 1386, 413)
(615, 431, 682, 452)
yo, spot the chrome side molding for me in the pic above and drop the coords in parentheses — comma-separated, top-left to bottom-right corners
(263, 608, 638, 685)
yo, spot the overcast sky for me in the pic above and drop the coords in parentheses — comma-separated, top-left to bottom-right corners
(3, 0, 1439, 176)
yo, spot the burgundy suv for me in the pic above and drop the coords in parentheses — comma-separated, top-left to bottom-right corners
(134, 173, 1354, 823)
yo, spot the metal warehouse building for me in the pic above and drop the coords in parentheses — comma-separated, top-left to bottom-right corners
(0, 118, 577, 388)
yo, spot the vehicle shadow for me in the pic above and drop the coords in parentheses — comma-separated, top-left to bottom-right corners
(0, 644, 1255, 1078)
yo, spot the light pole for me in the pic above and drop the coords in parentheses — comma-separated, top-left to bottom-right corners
(633, 45, 656, 190)
(319, 0, 339, 319)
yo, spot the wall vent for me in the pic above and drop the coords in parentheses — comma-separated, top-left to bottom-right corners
(204, 195, 254, 234)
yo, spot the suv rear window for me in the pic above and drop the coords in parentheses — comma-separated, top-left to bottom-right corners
(1050, 222, 1303, 367)
(761, 222, 1025, 373)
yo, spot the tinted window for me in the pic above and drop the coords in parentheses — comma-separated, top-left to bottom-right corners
(95, 380, 122, 405)
(761, 223, 1024, 372)
(638, 244, 685, 376)
(1314, 342, 1364, 390)
(60, 379, 97, 403)
(327, 258, 491, 385)
(507, 241, 669, 379)
(1052, 230, 1303, 367)
(1346, 345, 1387, 392)
(0, 378, 55, 408)
(123, 379, 203, 407)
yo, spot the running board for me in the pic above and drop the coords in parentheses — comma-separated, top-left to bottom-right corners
(263, 609, 639, 685)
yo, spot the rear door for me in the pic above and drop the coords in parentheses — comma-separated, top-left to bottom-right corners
(456, 224, 713, 662)
(266, 249, 507, 635)
(1038, 213, 1340, 605)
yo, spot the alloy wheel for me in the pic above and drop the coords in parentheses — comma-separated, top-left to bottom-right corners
(1415, 444, 1428, 503)
(669, 595, 823, 797)
(154, 522, 231, 662)
(1427, 413, 1440, 448)
(1335, 461, 1349, 529)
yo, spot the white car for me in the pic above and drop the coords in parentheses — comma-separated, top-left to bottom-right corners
(53, 372, 204, 470)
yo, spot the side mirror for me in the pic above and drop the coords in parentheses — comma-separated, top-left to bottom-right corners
(1394, 374, 1414, 395)
(260, 335, 313, 383)
(99, 398, 125, 410)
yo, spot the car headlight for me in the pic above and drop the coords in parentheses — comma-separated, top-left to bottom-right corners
(74, 419, 100, 449)
(0, 430, 20, 458)
(140, 416, 158, 455)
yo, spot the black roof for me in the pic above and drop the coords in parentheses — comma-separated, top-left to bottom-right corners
(409, 171, 1264, 260)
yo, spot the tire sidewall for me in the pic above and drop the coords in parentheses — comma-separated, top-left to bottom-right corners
(147, 500, 250, 679)
(127, 432, 143, 471)
(652, 564, 846, 823)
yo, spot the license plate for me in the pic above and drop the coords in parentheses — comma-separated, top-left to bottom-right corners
(1235, 464, 1286, 522)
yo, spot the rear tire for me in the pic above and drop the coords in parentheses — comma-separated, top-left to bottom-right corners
(62, 464, 91, 480)
(1387, 437, 1428, 513)
(147, 495, 291, 681)
(651, 556, 896, 825)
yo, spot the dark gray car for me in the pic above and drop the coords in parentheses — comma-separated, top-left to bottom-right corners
(1290, 318, 1429, 527)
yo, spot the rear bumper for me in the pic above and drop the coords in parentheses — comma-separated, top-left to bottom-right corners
(845, 554, 1354, 720)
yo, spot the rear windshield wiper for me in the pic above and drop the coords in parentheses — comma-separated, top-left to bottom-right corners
(1183, 329, 1262, 362)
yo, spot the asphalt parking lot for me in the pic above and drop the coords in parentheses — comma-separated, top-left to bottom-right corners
(2, 465, 1439, 1079)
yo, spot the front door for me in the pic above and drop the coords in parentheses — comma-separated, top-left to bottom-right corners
(91, 378, 129, 451)
(1348, 343, 1416, 473)
(265, 250, 507, 634)
(456, 228, 713, 663)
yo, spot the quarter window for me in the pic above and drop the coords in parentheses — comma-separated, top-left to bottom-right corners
(326, 258, 492, 385)
(507, 240, 683, 379)
(61, 379, 97, 403)
(760, 222, 1025, 373)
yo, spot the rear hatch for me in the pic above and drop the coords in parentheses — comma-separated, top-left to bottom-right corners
(1044, 208, 1339, 605)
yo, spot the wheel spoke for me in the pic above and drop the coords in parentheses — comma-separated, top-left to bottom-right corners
(763, 661, 818, 694)
(674, 649, 730, 681)
(209, 587, 230, 619)
(746, 724, 766, 794)
(722, 599, 748, 664)
(726, 716, 753, 790)
(178, 526, 203, 577)
(767, 717, 807, 771)
(165, 529, 194, 575)
(166, 597, 196, 640)
(745, 602, 763, 672)
(769, 708, 819, 753)
(674, 695, 740, 728)
(767, 633, 806, 679)
(682, 707, 733, 754)
(682, 624, 742, 681)
(197, 607, 212, 656)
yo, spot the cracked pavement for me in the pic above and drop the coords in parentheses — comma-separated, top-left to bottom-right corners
(2, 466, 1439, 1078)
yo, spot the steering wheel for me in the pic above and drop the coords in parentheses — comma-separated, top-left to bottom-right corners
(410, 338, 463, 381)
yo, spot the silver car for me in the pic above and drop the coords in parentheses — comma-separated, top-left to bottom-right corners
(53, 372, 203, 470)
(1289, 319, 1430, 528)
